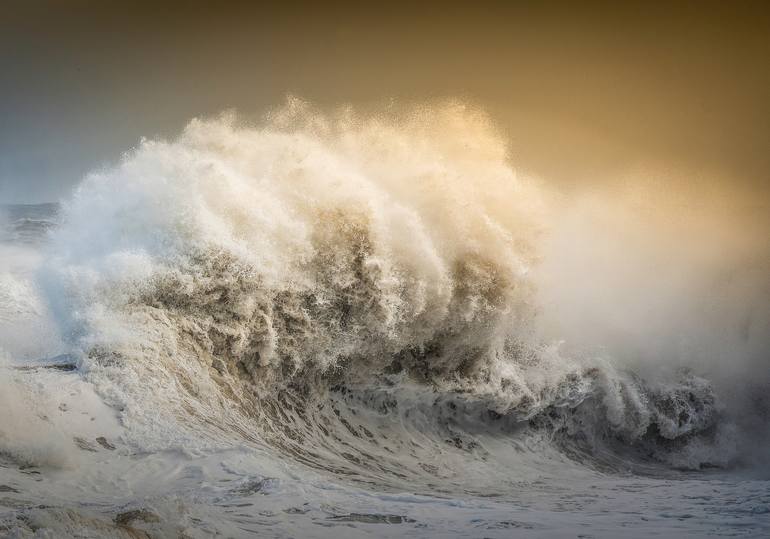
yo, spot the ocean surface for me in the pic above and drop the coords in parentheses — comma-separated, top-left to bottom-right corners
(1, 107, 768, 538)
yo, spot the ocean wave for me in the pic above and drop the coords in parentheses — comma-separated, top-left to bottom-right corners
(37, 101, 735, 483)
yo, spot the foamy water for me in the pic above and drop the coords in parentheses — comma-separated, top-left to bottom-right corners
(1, 102, 768, 538)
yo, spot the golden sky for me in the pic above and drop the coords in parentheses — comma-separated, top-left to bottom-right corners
(1, 1, 769, 208)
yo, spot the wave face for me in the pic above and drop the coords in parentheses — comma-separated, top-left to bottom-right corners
(38, 101, 734, 490)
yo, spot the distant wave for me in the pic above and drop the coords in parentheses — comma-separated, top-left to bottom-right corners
(0, 203, 60, 244)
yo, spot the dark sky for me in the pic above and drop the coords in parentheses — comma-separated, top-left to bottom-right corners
(1, 1, 769, 204)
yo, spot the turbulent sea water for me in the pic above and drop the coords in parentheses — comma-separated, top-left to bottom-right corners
(1, 103, 769, 538)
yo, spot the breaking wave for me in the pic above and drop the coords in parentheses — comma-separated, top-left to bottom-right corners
(38, 100, 738, 491)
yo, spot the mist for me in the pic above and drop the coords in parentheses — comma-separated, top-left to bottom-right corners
(532, 170, 770, 467)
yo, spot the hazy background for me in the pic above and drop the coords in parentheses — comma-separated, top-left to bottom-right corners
(1, 0, 769, 206)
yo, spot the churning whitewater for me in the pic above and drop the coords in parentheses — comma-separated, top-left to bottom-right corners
(1, 102, 768, 538)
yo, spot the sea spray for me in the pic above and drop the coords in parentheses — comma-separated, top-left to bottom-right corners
(33, 101, 732, 474)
